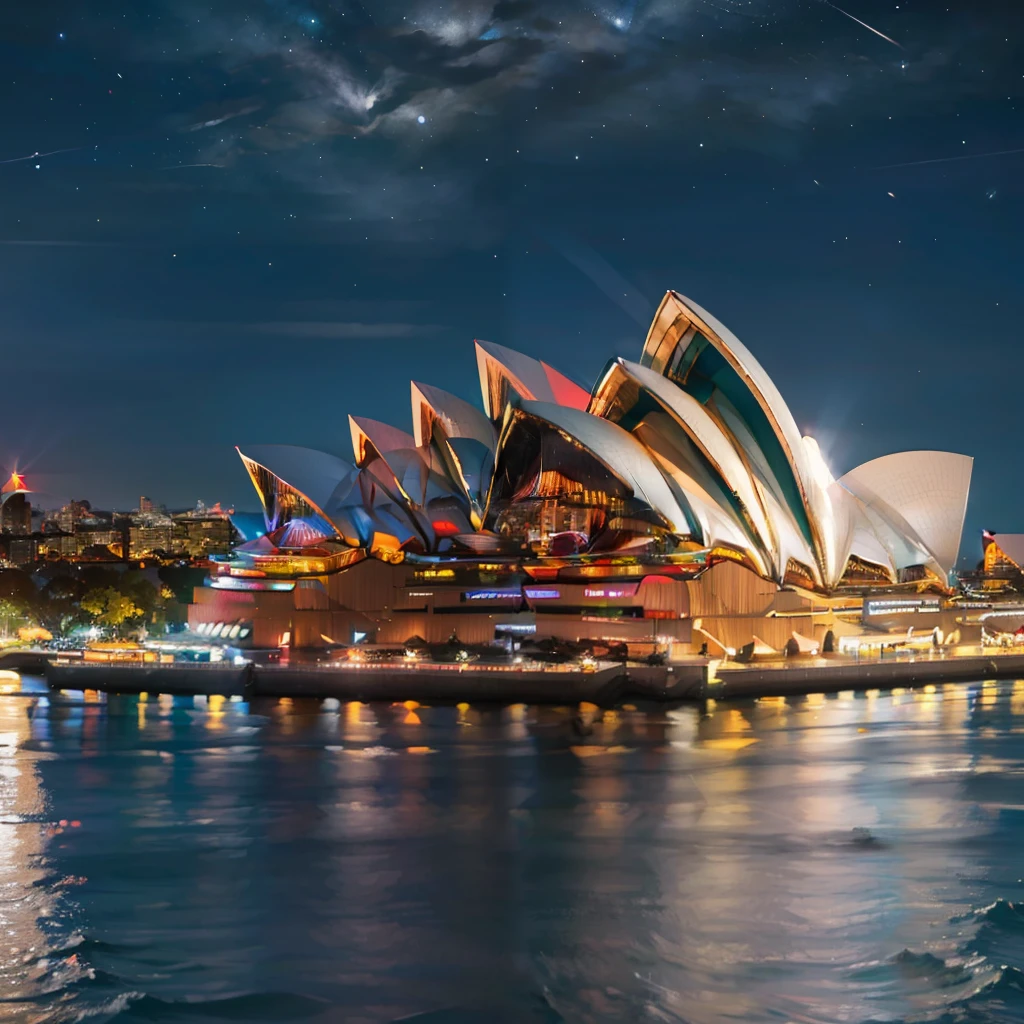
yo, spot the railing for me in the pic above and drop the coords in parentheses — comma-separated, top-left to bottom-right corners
(259, 660, 616, 674)
(718, 648, 1022, 672)
(51, 657, 615, 674)
(53, 659, 248, 670)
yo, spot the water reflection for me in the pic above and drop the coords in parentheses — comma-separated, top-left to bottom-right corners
(0, 681, 1021, 1020)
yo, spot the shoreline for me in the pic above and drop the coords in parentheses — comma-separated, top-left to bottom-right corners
(31, 649, 1024, 705)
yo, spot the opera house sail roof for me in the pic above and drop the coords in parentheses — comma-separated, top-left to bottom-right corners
(232, 291, 972, 595)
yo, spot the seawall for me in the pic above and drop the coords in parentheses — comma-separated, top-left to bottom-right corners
(40, 651, 1024, 704)
(708, 653, 1024, 700)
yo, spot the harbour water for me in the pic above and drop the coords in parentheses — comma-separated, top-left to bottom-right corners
(3, 679, 1024, 1023)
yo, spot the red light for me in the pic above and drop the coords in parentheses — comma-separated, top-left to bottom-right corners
(432, 520, 459, 536)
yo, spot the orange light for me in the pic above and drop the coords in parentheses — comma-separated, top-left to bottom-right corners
(1, 470, 26, 494)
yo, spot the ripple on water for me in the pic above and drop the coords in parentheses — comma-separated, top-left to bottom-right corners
(5, 686, 1024, 1023)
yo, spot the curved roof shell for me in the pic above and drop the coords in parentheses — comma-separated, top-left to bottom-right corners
(838, 451, 972, 577)
(475, 340, 589, 420)
(231, 291, 974, 594)
(489, 399, 691, 534)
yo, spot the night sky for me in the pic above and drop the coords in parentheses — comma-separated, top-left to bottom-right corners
(2, 1, 1020, 562)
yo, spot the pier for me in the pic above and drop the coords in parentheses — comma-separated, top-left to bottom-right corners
(35, 648, 1024, 705)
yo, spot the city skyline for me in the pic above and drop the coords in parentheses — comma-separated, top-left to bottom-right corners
(0, 1, 1019, 549)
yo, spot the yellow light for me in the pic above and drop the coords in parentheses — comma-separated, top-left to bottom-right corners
(699, 737, 758, 751)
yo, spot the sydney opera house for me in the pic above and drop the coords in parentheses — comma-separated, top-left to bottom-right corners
(189, 292, 972, 655)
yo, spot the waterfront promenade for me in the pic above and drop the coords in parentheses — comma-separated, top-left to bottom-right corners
(23, 645, 1024, 705)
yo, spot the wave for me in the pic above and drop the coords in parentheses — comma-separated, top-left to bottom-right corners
(47, 933, 142, 959)
(96, 990, 332, 1021)
(952, 899, 1024, 930)
(848, 948, 973, 989)
(941, 964, 1024, 1024)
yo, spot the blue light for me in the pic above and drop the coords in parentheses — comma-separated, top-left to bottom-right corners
(417, 114, 427, 125)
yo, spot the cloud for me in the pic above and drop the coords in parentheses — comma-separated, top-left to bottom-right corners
(249, 321, 440, 338)
(140, 0, 1000, 229)
(110, 319, 442, 340)
(0, 239, 115, 247)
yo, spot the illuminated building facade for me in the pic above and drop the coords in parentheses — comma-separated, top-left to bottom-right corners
(0, 473, 31, 536)
(172, 502, 236, 559)
(955, 531, 1024, 595)
(0, 472, 37, 566)
(191, 292, 973, 653)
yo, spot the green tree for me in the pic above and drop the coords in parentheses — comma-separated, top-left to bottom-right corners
(0, 599, 26, 638)
(80, 588, 144, 635)
(38, 577, 86, 637)
(158, 565, 207, 605)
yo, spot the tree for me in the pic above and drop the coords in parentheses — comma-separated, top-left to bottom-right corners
(38, 577, 86, 637)
(0, 569, 35, 607)
(158, 565, 207, 605)
(0, 599, 26, 638)
(80, 588, 144, 635)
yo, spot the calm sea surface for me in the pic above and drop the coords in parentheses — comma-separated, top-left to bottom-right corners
(2, 679, 1024, 1023)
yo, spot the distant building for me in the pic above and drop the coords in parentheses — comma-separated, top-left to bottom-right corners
(129, 511, 174, 557)
(6, 538, 37, 566)
(1, 492, 31, 535)
(172, 501, 236, 558)
(76, 522, 121, 559)
(962, 531, 1024, 594)
(0, 472, 36, 565)
(139, 496, 155, 513)
(57, 500, 91, 532)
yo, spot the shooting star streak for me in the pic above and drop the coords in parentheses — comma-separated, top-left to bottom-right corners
(820, 0, 902, 49)
(874, 146, 1024, 170)
(0, 147, 81, 165)
(186, 105, 261, 132)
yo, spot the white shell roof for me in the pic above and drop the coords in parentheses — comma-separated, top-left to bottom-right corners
(348, 416, 417, 468)
(612, 359, 778, 571)
(475, 340, 589, 419)
(410, 381, 496, 450)
(236, 445, 355, 517)
(516, 400, 690, 533)
(838, 451, 973, 575)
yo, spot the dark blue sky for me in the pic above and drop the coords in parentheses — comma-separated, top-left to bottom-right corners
(1, 0, 1020, 561)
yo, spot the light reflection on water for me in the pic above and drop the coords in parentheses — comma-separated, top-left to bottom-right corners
(0, 681, 1023, 1021)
